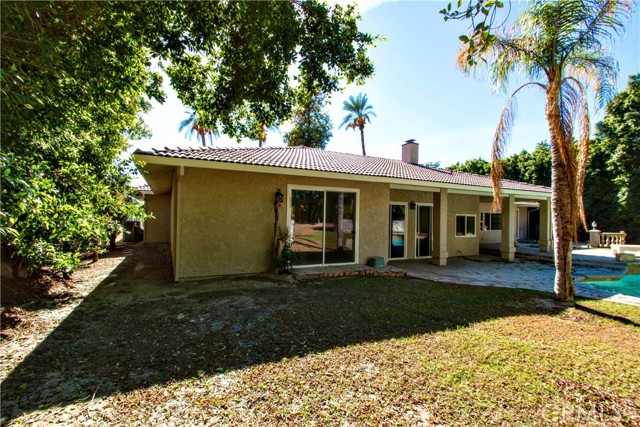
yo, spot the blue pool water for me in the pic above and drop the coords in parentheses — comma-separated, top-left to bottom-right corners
(582, 274, 640, 298)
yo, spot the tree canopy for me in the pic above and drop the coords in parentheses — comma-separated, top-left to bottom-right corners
(440, 0, 507, 67)
(585, 74, 640, 243)
(284, 93, 333, 149)
(1, 1, 376, 276)
(447, 142, 551, 186)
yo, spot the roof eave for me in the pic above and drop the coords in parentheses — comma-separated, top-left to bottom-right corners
(132, 153, 551, 199)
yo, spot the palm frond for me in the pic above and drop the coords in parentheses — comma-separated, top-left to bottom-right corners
(564, 77, 591, 230)
(341, 92, 375, 130)
(490, 82, 545, 210)
(562, 0, 631, 62)
(178, 110, 196, 133)
(566, 50, 619, 110)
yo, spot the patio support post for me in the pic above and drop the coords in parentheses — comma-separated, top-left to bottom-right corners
(538, 198, 552, 252)
(432, 189, 448, 266)
(173, 165, 184, 281)
(500, 194, 516, 261)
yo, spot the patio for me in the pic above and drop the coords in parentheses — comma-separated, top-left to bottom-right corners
(292, 243, 640, 306)
(392, 243, 640, 306)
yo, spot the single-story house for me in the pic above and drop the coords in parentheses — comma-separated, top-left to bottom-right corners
(133, 141, 553, 281)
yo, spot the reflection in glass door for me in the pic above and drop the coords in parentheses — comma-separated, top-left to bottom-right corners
(291, 189, 356, 266)
(416, 205, 432, 258)
(389, 203, 406, 259)
(325, 191, 356, 264)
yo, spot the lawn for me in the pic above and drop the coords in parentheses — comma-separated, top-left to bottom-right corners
(1, 248, 639, 426)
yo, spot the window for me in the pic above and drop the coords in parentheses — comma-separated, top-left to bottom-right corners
(455, 214, 476, 237)
(480, 212, 502, 230)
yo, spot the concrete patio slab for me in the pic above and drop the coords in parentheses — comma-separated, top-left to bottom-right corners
(392, 256, 640, 307)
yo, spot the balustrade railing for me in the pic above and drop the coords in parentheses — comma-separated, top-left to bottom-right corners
(599, 231, 627, 248)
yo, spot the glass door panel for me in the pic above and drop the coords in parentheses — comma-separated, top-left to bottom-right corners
(389, 204, 406, 259)
(291, 190, 324, 265)
(291, 189, 357, 266)
(416, 205, 432, 257)
(325, 191, 356, 264)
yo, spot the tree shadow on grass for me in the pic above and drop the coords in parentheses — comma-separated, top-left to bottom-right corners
(575, 301, 640, 327)
(1, 245, 563, 422)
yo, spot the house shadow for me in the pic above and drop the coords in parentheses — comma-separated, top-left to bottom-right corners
(2, 244, 568, 422)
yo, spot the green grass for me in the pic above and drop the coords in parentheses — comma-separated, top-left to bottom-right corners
(3, 277, 639, 426)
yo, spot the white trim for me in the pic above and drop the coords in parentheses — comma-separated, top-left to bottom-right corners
(389, 202, 408, 260)
(455, 213, 477, 238)
(133, 154, 552, 199)
(415, 203, 434, 259)
(287, 184, 360, 267)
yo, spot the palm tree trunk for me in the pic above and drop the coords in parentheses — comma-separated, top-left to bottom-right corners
(200, 132, 206, 147)
(550, 149, 576, 302)
(546, 80, 575, 303)
(359, 127, 366, 156)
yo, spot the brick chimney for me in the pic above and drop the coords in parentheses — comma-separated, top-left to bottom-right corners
(402, 139, 419, 164)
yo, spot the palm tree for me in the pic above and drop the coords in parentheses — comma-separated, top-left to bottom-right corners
(179, 108, 218, 147)
(340, 93, 376, 155)
(257, 123, 281, 147)
(461, 0, 629, 303)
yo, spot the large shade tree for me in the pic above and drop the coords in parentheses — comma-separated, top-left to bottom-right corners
(1, 1, 375, 276)
(585, 74, 640, 243)
(459, 0, 631, 303)
(340, 93, 376, 155)
(447, 141, 552, 186)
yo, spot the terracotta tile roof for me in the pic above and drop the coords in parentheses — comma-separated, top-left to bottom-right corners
(134, 146, 551, 194)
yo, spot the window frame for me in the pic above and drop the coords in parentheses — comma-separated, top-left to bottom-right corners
(480, 212, 502, 231)
(455, 214, 477, 238)
(286, 184, 360, 267)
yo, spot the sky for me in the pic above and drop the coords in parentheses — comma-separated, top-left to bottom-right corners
(132, 0, 640, 170)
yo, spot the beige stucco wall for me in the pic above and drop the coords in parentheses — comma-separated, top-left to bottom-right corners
(447, 194, 480, 257)
(144, 194, 171, 243)
(176, 167, 390, 279)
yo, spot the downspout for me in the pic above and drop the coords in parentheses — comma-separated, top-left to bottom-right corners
(174, 165, 185, 281)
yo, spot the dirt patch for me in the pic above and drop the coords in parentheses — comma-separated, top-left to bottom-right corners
(0, 246, 136, 380)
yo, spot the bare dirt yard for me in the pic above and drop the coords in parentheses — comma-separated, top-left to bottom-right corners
(1, 244, 639, 426)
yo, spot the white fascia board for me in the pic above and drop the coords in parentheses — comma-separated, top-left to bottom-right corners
(133, 154, 552, 200)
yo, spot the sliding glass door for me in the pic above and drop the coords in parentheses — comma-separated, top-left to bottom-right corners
(291, 189, 357, 266)
(416, 204, 432, 258)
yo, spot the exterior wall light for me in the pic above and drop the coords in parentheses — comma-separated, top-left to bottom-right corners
(275, 189, 284, 204)
(409, 201, 416, 210)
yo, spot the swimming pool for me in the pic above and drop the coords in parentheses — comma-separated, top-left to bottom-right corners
(581, 274, 640, 298)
